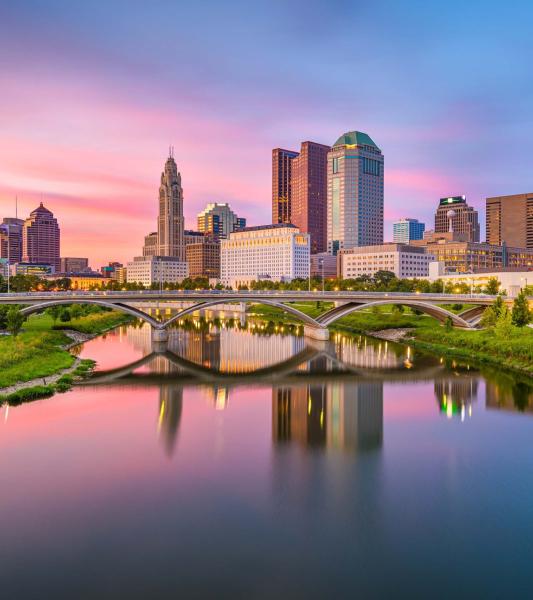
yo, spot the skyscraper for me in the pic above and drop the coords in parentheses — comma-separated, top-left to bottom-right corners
(434, 196, 480, 242)
(392, 218, 425, 243)
(157, 151, 185, 259)
(143, 232, 158, 257)
(291, 141, 330, 253)
(0, 217, 24, 264)
(22, 203, 60, 270)
(272, 148, 299, 224)
(327, 131, 384, 253)
(486, 193, 533, 249)
(197, 203, 246, 239)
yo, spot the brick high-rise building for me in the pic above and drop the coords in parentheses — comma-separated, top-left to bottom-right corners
(486, 193, 533, 249)
(186, 239, 220, 279)
(157, 151, 185, 259)
(327, 131, 384, 253)
(434, 196, 480, 242)
(272, 148, 299, 224)
(0, 217, 24, 264)
(22, 203, 60, 270)
(291, 141, 330, 254)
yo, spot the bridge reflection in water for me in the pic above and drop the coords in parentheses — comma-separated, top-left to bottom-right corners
(83, 320, 533, 458)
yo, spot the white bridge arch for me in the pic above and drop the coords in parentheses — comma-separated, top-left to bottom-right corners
(19, 295, 477, 331)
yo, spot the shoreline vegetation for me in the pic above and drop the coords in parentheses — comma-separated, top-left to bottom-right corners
(0, 308, 132, 405)
(247, 302, 533, 379)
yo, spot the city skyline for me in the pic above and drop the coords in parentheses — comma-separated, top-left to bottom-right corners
(1, 2, 533, 265)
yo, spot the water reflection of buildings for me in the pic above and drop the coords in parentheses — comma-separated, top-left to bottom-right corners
(485, 378, 533, 414)
(272, 381, 383, 451)
(332, 333, 407, 370)
(158, 386, 183, 457)
(434, 376, 478, 420)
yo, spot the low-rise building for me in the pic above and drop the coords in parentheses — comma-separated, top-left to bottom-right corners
(428, 264, 532, 296)
(186, 240, 220, 279)
(412, 231, 533, 273)
(220, 224, 310, 287)
(310, 253, 337, 278)
(126, 256, 188, 287)
(43, 273, 112, 290)
(60, 257, 89, 273)
(338, 244, 434, 279)
(14, 262, 55, 276)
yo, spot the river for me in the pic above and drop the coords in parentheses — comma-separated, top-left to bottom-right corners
(1, 317, 533, 598)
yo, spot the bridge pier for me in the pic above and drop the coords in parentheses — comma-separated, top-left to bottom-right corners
(303, 325, 330, 341)
(151, 328, 168, 353)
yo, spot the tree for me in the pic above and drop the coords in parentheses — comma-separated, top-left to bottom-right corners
(495, 308, 513, 338)
(0, 305, 9, 329)
(6, 307, 25, 336)
(47, 305, 63, 324)
(511, 291, 531, 327)
(373, 270, 397, 288)
(480, 295, 506, 328)
(444, 316, 453, 331)
(59, 308, 72, 323)
(485, 277, 500, 295)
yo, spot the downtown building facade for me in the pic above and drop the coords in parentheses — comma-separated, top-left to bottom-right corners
(186, 239, 221, 279)
(338, 244, 434, 280)
(434, 196, 480, 242)
(272, 148, 299, 225)
(393, 218, 425, 243)
(272, 142, 330, 254)
(327, 131, 384, 254)
(0, 218, 24, 264)
(137, 152, 187, 280)
(412, 231, 533, 273)
(22, 203, 61, 271)
(197, 203, 246, 239)
(220, 224, 310, 287)
(486, 192, 533, 249)
(126, 256, 188, 287)
(60, 257, 90, 274)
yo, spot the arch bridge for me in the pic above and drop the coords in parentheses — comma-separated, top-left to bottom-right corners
(0, 290, 506, 340)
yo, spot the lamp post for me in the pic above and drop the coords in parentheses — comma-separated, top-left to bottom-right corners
(6, 222, 10, 294)
(319, 257, 324, 294)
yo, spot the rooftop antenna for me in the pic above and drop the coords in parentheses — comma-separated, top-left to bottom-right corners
(15, 195, 18, 219)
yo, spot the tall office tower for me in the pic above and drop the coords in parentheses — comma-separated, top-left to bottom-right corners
(486, 193, 533, 249)
(157, 151, 185, 259)
(291, 141, 330, 254)
(143, 232, 158, 257)
(392, 218, 425, 243)
(197, 203, 246, 239)
(272, 148, 299, 224)
(22, 203, 60, 270)
(327, 131, 384, 253)
(0, 217, 24, 264)
(434, 196, 480, 242)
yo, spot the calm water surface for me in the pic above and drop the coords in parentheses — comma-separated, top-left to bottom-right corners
(1, 318, 533, 599)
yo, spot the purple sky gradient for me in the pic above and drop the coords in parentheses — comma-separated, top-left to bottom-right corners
(1, 0, 532, 266)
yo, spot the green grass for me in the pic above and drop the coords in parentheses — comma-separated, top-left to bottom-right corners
(411, 326, 533, 376)
(0, 310, 121, 389)
(53, 311, 132, 334)
(0, 328, 75, 387)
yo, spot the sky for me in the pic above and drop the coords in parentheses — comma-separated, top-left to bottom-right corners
(1, 0, 532, 267)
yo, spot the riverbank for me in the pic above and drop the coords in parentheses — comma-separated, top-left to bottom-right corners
(0, 310, 132, 404)
(247, 302, 533, 379)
